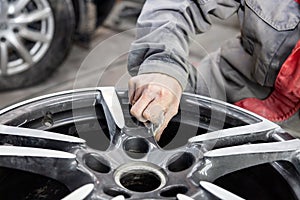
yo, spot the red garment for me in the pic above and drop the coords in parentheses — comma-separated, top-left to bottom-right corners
(235, 40, 300, 122)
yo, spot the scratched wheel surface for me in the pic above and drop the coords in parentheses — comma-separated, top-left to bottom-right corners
(0, 87, 300, 200)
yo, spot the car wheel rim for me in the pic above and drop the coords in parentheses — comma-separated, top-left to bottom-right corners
(0, 87, 300, 200)
(0, 0, 54, 76)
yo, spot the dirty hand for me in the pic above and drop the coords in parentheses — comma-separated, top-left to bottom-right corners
(128, 73, 182, 141)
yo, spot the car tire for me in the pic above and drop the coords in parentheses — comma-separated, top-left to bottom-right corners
(0, 0, 75, 90)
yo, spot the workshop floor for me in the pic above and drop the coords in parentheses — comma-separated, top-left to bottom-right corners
(0, 3, 299, 136)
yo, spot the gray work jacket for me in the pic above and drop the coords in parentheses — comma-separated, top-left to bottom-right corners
(128, 0, 300, 90)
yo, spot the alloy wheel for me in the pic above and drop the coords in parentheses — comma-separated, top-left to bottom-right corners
(0, 87, 300, 199)
(0, 0, 54, 75)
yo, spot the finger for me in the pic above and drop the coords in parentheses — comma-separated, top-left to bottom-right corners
(128, 78, 136, 104)
(128, 78, 146, 105)
(131, 86, 145, 105)
(142, 93, 179, 140)
(142, 102, 165, 125)
(130, 92, 155, 122)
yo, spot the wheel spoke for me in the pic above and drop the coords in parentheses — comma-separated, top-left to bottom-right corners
(111, 196, 125, 200)
(0, 145, 92, 190)
(8, 0, 31, 15)
(188, 120, 278, 148)
(0, 146, 76, 179)
(177, 194, 194, 200)
(0, 41, 8, 75)
(11, 7, 52, 24)
(62, 184, 94, 200)
(98, 87, 125, 131)
(19, 27, 51, 43)
(7, 34, 33, 64)
(0, 124, 85, 150)
(193, 139, 300, 182)
(200, 181, 245, 200)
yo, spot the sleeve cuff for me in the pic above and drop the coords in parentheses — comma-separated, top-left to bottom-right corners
(137, 60, 188, 89)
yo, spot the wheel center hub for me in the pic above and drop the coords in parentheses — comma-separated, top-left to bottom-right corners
(114, 162, 167, 193)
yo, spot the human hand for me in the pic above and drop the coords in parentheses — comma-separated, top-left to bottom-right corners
(128, 73, 182, 141)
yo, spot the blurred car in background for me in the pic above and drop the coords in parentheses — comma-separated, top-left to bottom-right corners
(0, 0, 115, 90)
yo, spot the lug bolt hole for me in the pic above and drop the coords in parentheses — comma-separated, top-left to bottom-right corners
(167, 152, 195, 172)
(0, 37, 6, 42)
(123, 137, 150, 159)
(84, 153, 111, 173)
(13, 28, 19, 33)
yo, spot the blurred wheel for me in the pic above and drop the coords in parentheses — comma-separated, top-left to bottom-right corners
(0, 0, 75, 90)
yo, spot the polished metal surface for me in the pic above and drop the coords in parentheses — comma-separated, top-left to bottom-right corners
(195, 139, 300, 182)
(62, 184, 95, 200)
(199, 181, 244, 200)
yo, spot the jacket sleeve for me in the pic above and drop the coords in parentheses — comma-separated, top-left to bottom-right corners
(128, 0, 241, 89)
